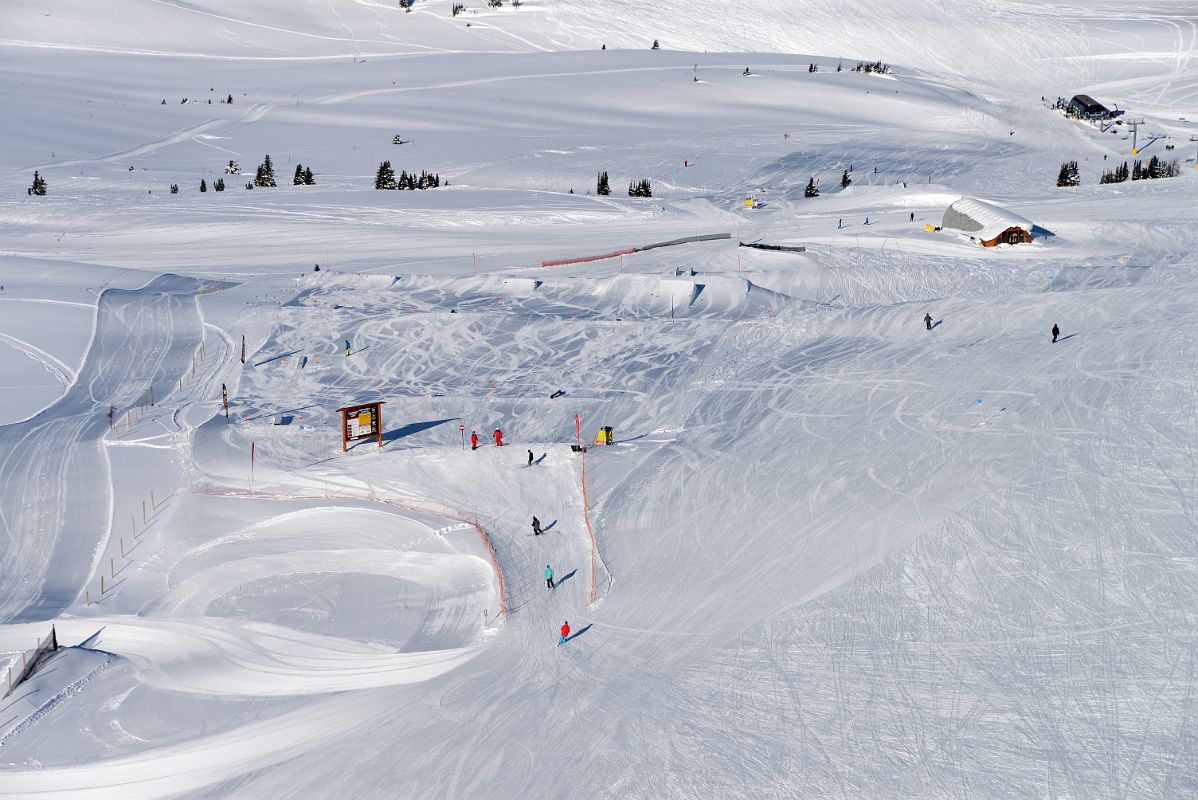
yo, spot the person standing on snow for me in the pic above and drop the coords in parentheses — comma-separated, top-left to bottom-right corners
(559, 620, 570, 645)
(1052, 323, 1060, 343)
(545, 564, 555, 590)
(527, 449, 534, 466)
(924, 313, 933, 330)
(470, 430, 479, 450)
(532, 516, 542, 536)
(494, 429, 504, 447)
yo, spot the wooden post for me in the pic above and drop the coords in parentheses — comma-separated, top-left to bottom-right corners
(142, 500, 147, 524)
(120, 537, 125, 558)
(101, 575, 106, 594)
(151, 490, 156, 509)
(86, 590, 91, 606)
(110, 557, 115, 578)
(132, 515, 138, 539)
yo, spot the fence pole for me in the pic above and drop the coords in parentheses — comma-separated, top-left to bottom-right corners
(120, 537, 125, 558)
(142, 500, 147, 524)
(110, 558, 115, 578)
(151, 490, 156, 509)
(101, 575, 106, 594)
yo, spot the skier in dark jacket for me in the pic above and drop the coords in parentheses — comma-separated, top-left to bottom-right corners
(924, 313, 933, 330)
(1052, 323, 1060, 343)
(527, 449, 534, 466)
(532, 516, 542, 536)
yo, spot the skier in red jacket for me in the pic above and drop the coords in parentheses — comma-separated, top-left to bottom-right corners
(558, 620, 570, 645)
(493, 428, 504, 447)
(470, 430, 478, 450)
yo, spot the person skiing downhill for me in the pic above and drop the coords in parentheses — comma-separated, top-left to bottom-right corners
(470, 430, 479, 450)
(924, 313, 933, 331)
(559, 620, 570, 645)
(545, 564, 555, 590)
(1052, 323, 1060, 343)
(494, 429, 504, 447)
(532, 516, 542, 536)
(527, 449, 534, 466)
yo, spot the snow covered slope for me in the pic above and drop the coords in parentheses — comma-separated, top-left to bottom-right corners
(1, 1, 1196, 798)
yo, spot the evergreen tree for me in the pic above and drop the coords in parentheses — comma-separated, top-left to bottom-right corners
(294, 164, 305, 185)
(304, 166, 315, 185)
(1056, 160, 1079, 187)
(1131, 159, 1143, 181)
(596, 171, 611, 195)
(805, 177, 820, 197)
(200, 179, 207, 192)
(375, 160, 397, 190)
(254, 155, 276, 187)
(170, 183, 179, 194)
(29, 171, 47, 196)
(227, 94, 233, 104)
(245, 182, 254, 190)
(628, 178, 652, 197)
(840, 169, 851, 189)
(215, 178, 225, 191)
(651, 39, 660, 50)
(1147, 155, 1163, 179)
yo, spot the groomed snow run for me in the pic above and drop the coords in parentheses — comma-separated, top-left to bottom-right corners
(1, 1, 1196, 798)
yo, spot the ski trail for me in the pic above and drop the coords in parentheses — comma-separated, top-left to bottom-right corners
(0, 275, 205, 623)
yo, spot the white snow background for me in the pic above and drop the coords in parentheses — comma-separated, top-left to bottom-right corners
(0, 0, 1196, 797)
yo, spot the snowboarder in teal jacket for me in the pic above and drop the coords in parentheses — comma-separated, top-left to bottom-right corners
(545, 565, 555, 590)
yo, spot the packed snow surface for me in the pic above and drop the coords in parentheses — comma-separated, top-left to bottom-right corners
(1, 1, 1196, 798)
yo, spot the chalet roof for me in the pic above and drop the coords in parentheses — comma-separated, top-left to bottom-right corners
(942, 197, 1034, 242)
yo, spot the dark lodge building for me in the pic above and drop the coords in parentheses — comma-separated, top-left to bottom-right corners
(1069, 94, 1109, 118)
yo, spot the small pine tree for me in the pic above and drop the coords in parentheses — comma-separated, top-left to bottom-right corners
(294, 164, 305, 185)
(840, 169, 851, 189)
(452, 3, 464, 15)
(254, 155, 276, 187)
(651, 39, 660, 50)
(804, 177, 820, 197)
(836, 61, 842, 72)
(227, 94, 233, 104)
(215, 178, 225, 191)
(596, 171, 611, 195)
(375, 160, 397, 190)
(225, 160, 240, 174)
(304, 166, 315, 185)
(1056, 160, 1079, 187)
(245, 182, 254, 190)
(628, 178, 652, 197)
(1131, 159, 1143, 181)
(200, 178, 207, 192)
(170, 183, 179, 194)
(29, 171, 47, 196)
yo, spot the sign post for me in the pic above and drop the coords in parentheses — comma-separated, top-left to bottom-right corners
(459, 424, 465, 450)
(337, 401, 385, 452)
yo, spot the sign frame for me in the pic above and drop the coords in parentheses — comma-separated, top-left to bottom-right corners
(336, 401, 384, 452)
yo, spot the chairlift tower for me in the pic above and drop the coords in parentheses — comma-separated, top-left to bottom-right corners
(1126, 119, 1146, 154)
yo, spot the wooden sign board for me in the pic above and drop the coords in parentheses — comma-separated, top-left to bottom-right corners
(337, 401, 384, 451)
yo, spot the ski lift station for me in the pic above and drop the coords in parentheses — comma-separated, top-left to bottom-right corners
(1069, 94, 1110, 119)
(941, 197, 1035, 247)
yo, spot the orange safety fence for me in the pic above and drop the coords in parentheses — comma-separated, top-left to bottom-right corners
(184, 468, 510, 619)
(580, 448, 599, 605)
(541, 248, 636, 268)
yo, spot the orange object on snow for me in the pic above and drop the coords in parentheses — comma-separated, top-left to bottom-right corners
(494, 429, 504, 446)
